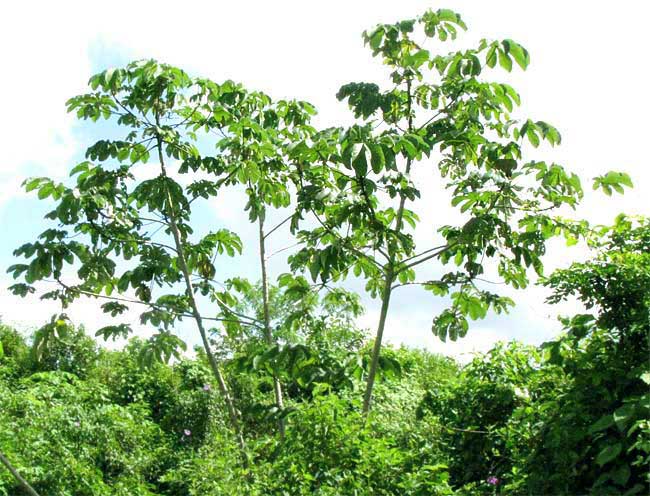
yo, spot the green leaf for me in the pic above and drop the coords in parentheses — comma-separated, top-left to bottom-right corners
(527, 127, 540, 147)
(611, 465, 631, 486)
(613, 404, 635, 432)
(503, 39, 529, 70)
(593, 171, 634, 196)
(498, 48, 512, 72)
(589, 414, 614, 434)
(485, 45, 497, 68)
(405, 49, 430, 69)
(595, 443, 622, 466)
(493, 159, 517, 177)
(95, 324, 132, 341)
(352, 145, 368, 176)
(369, 143, 386, 174)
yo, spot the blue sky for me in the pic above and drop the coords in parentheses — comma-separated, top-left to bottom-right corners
(1, 0, 649, 360)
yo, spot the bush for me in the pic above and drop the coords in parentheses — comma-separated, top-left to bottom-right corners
(0, 371, 168, 495)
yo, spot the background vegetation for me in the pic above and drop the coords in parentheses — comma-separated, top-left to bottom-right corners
(2, 216, 648, 494)
(1, 7, 648, 495)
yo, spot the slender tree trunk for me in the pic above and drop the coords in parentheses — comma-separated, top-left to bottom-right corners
(0, 451, 41, 496)
(154, 129, 246, 454)
(362, 79, 415, 415)
(362, 266, 395, 414)
(361, 162, 410, 415)
(258, 216, 286, 438)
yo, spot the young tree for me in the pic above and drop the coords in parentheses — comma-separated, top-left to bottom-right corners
(6, 61, 313, 448)
(196, 90, 317, 436)
(286, 8, 627, 413)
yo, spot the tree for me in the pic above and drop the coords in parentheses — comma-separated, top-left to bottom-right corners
(286, 8, 629, 413)
(6, 61, 313, 449)
(525, 214, 650, 493)
(195, 91, 317, 437)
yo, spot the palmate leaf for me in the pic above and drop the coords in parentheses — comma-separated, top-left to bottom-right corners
(100, 301, 130, 317)
(593, 171, 634, 196)
(138, 332, 187, 366)
(432, 309, 469, 342)
(95, 323, 132, 341)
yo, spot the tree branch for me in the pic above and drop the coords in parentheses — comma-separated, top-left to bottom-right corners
(0, 451, 41, 496)
(263, 213, 294, 240)
(400, 243, 455, 272)
(54, 279, 259, 328)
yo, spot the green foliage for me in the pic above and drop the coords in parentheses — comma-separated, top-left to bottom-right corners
(0, 324, 461, 495)
(0, 371, 167, 495)
(166, 394, 454, 495)
(417, 342, 537, 488)
(592, 171, 633, 196)
(30, 322, 98, 378)
(291, 7, 585, 336)
(416, 216, 650, 495)
(283, 7, 601, 412)
(1, 6, 644, 495)
(515, 216, 650, 494)
(0, 325, 29, 380)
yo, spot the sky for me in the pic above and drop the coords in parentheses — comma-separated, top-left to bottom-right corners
(1, 0, 648, 361)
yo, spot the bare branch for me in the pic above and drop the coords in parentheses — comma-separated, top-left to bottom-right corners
(264, 213, 294, 240)
(400, 244, 455, 272)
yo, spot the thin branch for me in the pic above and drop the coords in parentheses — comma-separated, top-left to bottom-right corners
(401, 244, 448, 264)
(172, 99, 207, 129)
(139, 216, 170, 226)
(111, 93, 153, 127)
(310, 210, 384, 272)
(85, 217, 176, 253)
(265, 242, 301, 260)
(400, 243, 455, 272)
(54, 280, 259, 328)
(213, 295, 264, 327)
(391, 280, 439, 291)
(416, 84, 466, 133)
(263, 213, 293, 240)
(474, 277, 507, 286)
(0, 451, 42, 496)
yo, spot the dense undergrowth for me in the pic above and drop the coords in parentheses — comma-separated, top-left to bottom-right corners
(1, 216, 648, 495)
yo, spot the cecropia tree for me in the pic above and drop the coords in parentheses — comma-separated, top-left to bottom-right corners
(285, 8, 628, 413)
(195, 87, 317, 437)
(6, 60, 315, 448)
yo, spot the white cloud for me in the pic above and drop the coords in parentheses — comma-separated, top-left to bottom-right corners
(359, 306, 512, 364)
(0, 276, 152, 348)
